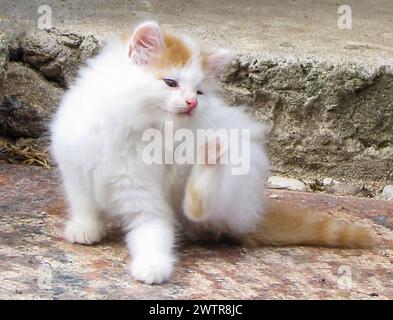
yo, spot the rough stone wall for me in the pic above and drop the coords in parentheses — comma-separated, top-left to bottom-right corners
(223, 56, 393, 185)
(0, 29, 392, 185)
(0, 31, 8, 87)
(0, 29, 101, 139)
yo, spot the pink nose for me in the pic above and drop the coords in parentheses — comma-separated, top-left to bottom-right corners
(186, 98, 198, 111)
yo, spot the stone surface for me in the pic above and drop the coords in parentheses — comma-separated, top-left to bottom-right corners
(382, 185, 393, 200)
(0, 31, 7, 83)
(1, 0, 392, 62)
(0, 62, 63, 138)
(326, 181, 362, 197)
(19, 29, 102, 86)
(267, 176, 307, 192)
(224, 56, 393, 186)
(0, 0, 392, 185)
(0, 164, 392, 299)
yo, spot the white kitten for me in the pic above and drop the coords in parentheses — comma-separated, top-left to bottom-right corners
(51, 21, 375, 285)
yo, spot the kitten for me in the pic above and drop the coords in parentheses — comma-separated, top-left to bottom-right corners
(51, 21, 376, 285)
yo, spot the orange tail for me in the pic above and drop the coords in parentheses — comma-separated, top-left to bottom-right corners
(242, 201, 377, 248)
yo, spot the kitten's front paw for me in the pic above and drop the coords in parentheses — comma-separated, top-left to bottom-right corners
(129, 254, 174, 285)
(64, 219, 105, 245)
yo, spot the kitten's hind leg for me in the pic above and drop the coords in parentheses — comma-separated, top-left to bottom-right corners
(62, 175, 106, 245)
(183, 136, 225, 222)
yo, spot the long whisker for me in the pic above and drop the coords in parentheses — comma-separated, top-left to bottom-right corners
(165, 111, 173, 130)
(198, 112, 218, 130)
(159, 110, 172, 133)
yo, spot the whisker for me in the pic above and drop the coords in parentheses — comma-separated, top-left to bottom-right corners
(198, 112, 218, 130)
(159, 110, 172, 133)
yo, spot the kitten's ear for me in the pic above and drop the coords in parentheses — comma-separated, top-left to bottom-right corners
(204, 49, 233, 76)
(129, 21, 164, 65)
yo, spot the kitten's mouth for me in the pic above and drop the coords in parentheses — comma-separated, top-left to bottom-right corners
(174, 104, 197, 116)
(176, 109, 194, 117)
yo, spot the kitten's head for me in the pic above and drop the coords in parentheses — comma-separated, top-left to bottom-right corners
(124, 21, 232, 118)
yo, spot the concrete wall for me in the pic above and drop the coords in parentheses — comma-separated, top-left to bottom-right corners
(1, 0, 392, 185)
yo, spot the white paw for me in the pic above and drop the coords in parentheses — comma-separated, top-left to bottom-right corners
(129, 254, 174, 285)
(64, 219, 105, 245)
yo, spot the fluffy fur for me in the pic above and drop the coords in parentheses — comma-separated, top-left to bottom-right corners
(51, 21, 376, 285)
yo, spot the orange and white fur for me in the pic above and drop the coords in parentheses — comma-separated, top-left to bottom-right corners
(51, 21, 376, 285)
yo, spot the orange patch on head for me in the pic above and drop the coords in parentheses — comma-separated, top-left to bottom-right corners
(152, 33, 192, 71)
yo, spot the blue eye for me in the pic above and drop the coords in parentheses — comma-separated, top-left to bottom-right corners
(163, 78, 178, 87)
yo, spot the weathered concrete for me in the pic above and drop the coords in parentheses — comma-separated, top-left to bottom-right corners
(0, 62, 63, 139)
(0, 0, 392, 185)
(19, 29, 102, 86)
(1, 0, 392, 62)
(224, 56, 393, 186)
(0, 31, 7, 83)
(0, 164, 392, 299)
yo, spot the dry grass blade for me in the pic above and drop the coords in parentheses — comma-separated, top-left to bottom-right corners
(0, 137, 51, 169)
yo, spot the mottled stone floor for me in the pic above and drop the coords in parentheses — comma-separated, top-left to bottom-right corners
(0, 164, 392, 299)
